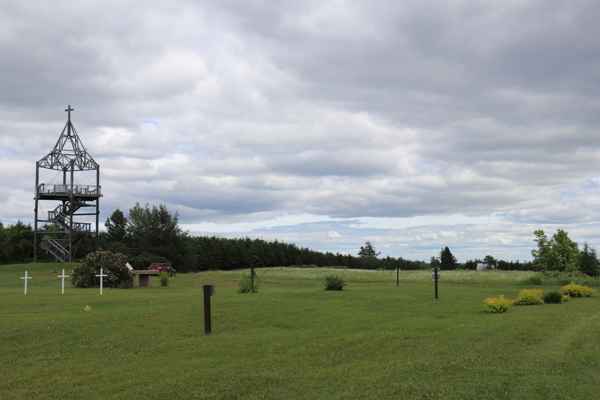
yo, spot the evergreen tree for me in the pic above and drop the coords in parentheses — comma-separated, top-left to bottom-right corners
(0, 222, 7, 264)
(580, 242, 599, 277)
(439, 247, 458, 270)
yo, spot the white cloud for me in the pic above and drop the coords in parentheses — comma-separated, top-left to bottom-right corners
(440, 231, 457, 239)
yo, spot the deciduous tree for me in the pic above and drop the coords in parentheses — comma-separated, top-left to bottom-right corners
(483, 255, 496, 269)
(126, 203, 192, 271)
(532, 229, 579, 272)
(105, 208, 127, 244)
(1, 221, 33, 264)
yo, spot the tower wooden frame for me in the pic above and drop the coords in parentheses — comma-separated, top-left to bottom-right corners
(33, 106, 101, 262)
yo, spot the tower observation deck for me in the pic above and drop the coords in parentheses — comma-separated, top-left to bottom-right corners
(33, 106, 101, 262)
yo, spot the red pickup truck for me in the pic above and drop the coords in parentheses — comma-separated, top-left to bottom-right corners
(148, 263, 176, 277)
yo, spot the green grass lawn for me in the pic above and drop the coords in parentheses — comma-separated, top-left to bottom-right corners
(1, 264, 598, 399)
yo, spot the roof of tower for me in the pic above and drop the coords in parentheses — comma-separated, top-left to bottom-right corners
(37, 106, 99, 171)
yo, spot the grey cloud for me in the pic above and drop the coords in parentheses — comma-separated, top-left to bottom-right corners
(4, 0, 600, 261)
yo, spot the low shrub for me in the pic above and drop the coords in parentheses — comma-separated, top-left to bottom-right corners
(521, 271, 600, 287)
(543, 291, 562, 304)
(71, 251, 132, 288)
(324, 275, 346, 291)
(562, 294, 570, 302)
(128, 252, 171, 270)
(513, 289, 544, 305)
(237, 273, 259, 293)
(484, 295, 511, 313)
(159, 271, 169, 286)
(522, 275, 543, 285)
(561, 282, 597, 297)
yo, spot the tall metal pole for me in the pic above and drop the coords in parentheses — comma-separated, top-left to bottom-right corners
(69, 160, 74, 262)
(96, 166, 100, 251)
(33, 162, 40, 262)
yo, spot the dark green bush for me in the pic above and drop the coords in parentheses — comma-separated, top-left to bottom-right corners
(324, 275, 346, 291)
(159, 271, 169, 286)
(237, 273, 259, 293)
(543, 291, 562, 304)
(522, 275, 543, 285)
(128, 252, 171, 270)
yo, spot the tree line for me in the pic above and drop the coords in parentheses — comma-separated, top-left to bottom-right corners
(1, 205, 598, 277)
(0, 221, 34, 264)
(102, 205, 429, 272)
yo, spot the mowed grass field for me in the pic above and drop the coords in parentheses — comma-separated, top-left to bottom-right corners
(1, 264, 599, 400)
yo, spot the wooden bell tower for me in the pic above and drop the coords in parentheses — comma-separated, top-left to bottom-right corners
(33, 106, 101, 262)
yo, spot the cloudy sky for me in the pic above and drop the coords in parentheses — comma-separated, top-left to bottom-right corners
(2, 0, 600, 262)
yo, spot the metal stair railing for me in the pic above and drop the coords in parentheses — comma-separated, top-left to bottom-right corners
(41, 238, 69, 263)
(48, 207, 92, 233)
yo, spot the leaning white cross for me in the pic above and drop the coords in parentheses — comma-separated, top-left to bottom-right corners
(57, 269, 69, 294)
(95, 268, 107, 295)
(21, 271, 32, 295)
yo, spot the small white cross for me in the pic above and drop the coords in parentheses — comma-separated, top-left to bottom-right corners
(57, 269, 70, 294)
(95, 268, 107, 295)
(20, 271, 32, 295)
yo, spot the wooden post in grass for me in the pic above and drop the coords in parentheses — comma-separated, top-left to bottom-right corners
(432, 268, 440, 299)
(203, 285, 216, 335)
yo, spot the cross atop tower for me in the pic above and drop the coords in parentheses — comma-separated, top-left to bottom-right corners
(38, 105, 97, 170)
(65, 105, 74, 121)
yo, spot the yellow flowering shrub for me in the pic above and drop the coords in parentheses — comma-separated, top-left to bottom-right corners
(560, 282, 597, 298)
(562, 294, 570, 302)
(513, 289, 544, 305)
(484, 295, 511, 313)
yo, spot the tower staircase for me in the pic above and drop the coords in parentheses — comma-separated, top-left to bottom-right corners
(40, 203, 92, 262)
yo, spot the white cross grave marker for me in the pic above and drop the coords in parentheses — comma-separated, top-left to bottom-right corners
(96, 268, 107, 295)
(21, 271, 32, 295)
(57, 269, 69, 294)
